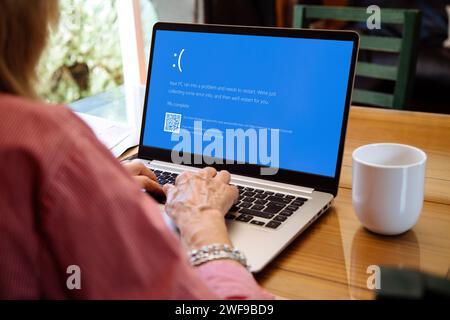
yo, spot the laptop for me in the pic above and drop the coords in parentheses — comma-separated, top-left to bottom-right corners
(136, 22, 359, 272)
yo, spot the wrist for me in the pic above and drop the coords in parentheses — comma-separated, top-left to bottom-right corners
(186, 232, 232, 251)
(183, 221, 232, 250)
(176, 208, 231, 250)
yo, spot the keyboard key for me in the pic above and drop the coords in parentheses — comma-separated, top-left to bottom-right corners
(154, 170, 162, 175)
(266, 196, 291, 204)
(230, 205, 239, 212)
(240, 208, 274, 219)
(284, 195, 295, 200)
(242, 197, 256, 203)
(266, 221, 281, 229)
(264, 191, 274, 195)
(292, 201, 305, 206)
(250, 204, 265, 211)
(286, 205, 299, 211)
(242, 191, 255, 197)
(237, 185, 245, 190)
(254, 193, 267, 200)
(238, 202, 252, 209)
(250, 220, 265, 226)
(275, 193, 284, 197)
(263, 204, 285, 214)
(273, 215, 287, 222)
(254, 199, 268, 205)
(236, 214, 253, 222)
(225, 214, 236, 220)
(279, 210, 294, 216)
(295, 197, 308, 202)
(267, 201, 286, 208)
(254, 189, 264, 193)
(244, 187, 254, 192)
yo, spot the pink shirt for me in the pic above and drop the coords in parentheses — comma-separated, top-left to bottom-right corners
(0, 94, 272, 299)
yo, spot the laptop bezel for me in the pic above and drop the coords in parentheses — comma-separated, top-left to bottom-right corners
(138, 22, 359, 197)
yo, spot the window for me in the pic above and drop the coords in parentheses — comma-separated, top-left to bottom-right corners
(38, 0, 124, 104)
(38, 0, 197, 129)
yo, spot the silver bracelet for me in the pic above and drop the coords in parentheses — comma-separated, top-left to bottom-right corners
(188, 244, 250, 270)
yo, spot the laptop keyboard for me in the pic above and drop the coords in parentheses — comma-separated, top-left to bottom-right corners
(154, 170, 177, 185)
(151, 170, 308, 230)
(226, 186, 308, 229)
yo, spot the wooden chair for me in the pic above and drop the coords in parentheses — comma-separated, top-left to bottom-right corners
(293, 5, 421, 109)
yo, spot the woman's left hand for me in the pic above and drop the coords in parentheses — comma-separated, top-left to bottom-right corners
(122, 160, 164, 195)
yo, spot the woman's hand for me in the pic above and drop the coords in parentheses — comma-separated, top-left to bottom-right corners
(163, 167, 239, 250)
(122, 160, 164, 196)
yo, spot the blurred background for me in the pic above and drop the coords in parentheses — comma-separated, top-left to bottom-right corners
(39, 0, 449, 114)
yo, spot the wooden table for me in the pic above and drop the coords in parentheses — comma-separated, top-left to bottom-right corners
(121, 106, 450, 299)
(255, 106, 450, 299)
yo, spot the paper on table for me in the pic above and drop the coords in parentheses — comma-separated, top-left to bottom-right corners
(75, 112, 134, 157)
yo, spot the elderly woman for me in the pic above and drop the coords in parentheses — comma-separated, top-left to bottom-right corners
(0, 0, 271, 299)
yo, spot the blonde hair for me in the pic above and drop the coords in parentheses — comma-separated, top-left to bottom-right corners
(0, 0, 59, 99)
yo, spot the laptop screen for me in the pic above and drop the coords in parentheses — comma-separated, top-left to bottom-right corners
(141, 29, 354, 178)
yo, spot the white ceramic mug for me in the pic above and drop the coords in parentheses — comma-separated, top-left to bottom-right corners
(352, 143, 427, 235)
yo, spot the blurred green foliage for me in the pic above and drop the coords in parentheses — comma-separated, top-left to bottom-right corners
(37, 0, 124, 104)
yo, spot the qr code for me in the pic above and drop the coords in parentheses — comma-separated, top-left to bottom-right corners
(164, 112, 182, 133)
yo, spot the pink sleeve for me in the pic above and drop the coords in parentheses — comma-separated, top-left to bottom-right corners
(196, 260, 274, 299)
(37, 108, 272, 300)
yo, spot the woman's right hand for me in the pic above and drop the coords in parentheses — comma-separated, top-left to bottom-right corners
(163, 167, 239, 250)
